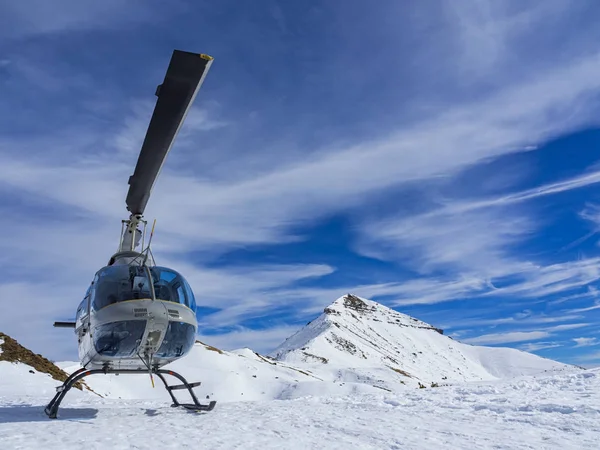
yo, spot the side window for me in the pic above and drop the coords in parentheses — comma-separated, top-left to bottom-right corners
(76, 301, 85, 321)
(76, 287, 90, 329)
(176, 285, 187, 307)
(150, 266, 196, 310)
(84, 285, 91, 314)
(152, 267, 179, 303)
(182, 279, 196, 311)
(89, 275, 99, 312)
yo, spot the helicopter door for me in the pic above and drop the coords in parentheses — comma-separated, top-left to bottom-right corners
(75, 287, 92, 341)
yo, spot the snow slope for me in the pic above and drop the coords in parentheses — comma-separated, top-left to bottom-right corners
(56, 341, 388, 404)
(272, 295, 573, 388)
(1, 367, 599, 449)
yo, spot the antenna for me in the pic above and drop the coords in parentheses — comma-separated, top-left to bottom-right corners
(142, 219, 157, 265)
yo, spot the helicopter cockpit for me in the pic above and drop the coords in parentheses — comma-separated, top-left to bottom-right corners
(90, 265, 197, 312)
(76, 264, 198, 360)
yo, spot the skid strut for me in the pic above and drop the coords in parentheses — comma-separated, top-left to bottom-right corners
(44, 368, 216, 419)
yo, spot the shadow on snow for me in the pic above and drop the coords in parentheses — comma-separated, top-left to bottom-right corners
(0, 405, 98, 423)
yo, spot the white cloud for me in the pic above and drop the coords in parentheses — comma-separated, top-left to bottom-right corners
(359, 205, 534, 277)
(463, 331, 550, 345)
(369, 257, 600, 307)
(573, 337, 599, 348)
(545, 323, 591, 332)
(462, 323, 591, 346)
(113, 101, 227, 158)
(568, 300, 600, 313)
(0, 1, 171, 38)
(441, 312, 584, 331)
(442, 1, 600, 86)
(4, 51, 600, 255)
(520, 342, 562, 352)
(573, 351, 600, 364)
(358, 167, 600, 275)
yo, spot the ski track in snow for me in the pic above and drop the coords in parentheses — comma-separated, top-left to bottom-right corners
(1, 369, 600, 449)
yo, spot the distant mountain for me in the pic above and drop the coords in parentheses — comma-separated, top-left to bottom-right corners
(270, 294, 574, 388)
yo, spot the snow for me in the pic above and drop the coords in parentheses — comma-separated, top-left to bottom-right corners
(1, 366, 599, 449)
(55, 342, 387, 403)
(1, 295, 595, 448)
(0, 361, 74, 399)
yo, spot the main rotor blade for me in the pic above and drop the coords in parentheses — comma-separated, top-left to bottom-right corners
(126, 50, 213, 216)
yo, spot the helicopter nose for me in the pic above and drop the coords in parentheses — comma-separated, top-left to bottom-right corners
(139, 301, 170, 355)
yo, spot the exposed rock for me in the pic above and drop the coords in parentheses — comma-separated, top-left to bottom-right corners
(342, 294, 371, 312)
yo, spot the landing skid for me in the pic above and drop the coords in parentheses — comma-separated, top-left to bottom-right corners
(44, 367, 216, 419)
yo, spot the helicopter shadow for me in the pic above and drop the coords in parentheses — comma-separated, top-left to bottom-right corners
(144, 408, 161, 416)
(0, 404, 98, 423)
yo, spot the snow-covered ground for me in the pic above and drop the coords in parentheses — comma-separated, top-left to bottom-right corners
(1, 295, 596, 448)
(1, 366, 599, 449)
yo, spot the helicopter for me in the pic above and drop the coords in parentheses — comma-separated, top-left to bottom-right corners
(45, 49, 216, 419)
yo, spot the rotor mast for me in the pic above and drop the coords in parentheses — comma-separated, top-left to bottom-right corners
(118, 50, 213, 253)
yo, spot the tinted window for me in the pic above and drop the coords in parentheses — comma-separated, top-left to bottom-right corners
(90, 264, 197, 312)
(93, 320, 146, 357)
(92, 265, 152, 310)
(150, 267, 196, 311)
(156, 322, 196, 357)
(76, 300, 86, 321)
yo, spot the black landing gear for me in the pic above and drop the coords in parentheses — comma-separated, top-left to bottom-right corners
(44, 367, 216, 419)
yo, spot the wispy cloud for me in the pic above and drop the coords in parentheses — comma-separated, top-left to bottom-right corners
(6, 50, 600, 253)
(462, 323, 591, 346)
(442, 312, 585, 331)
(572, 351, 600, 364)
(545, 323, 591, 332)
(358, 167, 600, 273)
(573, 337, 599, 348)
(359, 205, 534, 277)
(567, 300, 600, 313)
(0, 1, 175, 38)
(463, 331, 550, 345)
(520, 342, 562, 352)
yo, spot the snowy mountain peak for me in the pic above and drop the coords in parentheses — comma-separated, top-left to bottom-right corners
(271, 295, 573, 387)
(324, 294, 443, 334)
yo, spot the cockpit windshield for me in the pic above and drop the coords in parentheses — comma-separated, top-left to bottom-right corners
(92, 265, 151, 310)
(91, 265, 196, 311)
(149, 266, 196, 310)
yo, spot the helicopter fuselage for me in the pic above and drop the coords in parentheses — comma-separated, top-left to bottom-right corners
(75, 251, 198, 370)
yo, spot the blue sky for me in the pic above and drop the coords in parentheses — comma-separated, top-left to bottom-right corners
(1, 1, 600, 367)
